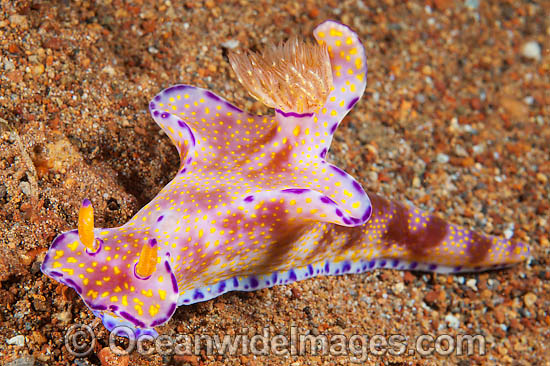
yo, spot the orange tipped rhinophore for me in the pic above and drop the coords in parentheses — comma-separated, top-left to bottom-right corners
(135, 239, 159, 278)
(78, 199, 98, 252)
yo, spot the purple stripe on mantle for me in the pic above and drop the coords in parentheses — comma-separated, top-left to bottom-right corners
(347, 96, 359, 109)
(281, 188, 309, 194)
(275, 109, 314, 118)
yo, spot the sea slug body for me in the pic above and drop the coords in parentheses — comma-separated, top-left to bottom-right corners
(41, 20, 530, 338)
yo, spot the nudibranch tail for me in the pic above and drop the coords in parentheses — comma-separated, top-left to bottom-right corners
(361, 193, 530, 272)
(228, 37, 333, 114)
(78, 199, 98, 252)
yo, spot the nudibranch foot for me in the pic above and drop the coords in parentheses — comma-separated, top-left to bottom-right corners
(95, 310, 158, 339)
(177, 257, 521, 307)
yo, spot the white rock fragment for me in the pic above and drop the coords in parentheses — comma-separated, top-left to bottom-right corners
(392, 282, 405, 294)
(465, 0, 480, 10)
(4, 58, 15, 71)
(9, 15, 29, 30)
(221, 39, 239, 49)
(436, 153, 449, 163)
(6, 335, 25, 347)
(445, 314, 460, 329)
(101, 65, 116, 77)
(503, 223, 515, 240)
(521, 41, 541, 61)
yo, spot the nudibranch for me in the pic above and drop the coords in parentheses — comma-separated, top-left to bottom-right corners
(42, 20, 530, 338)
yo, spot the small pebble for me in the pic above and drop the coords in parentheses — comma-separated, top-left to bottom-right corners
(454, 144, 467, 157)
(521, 41, 541, 61)
(445, 314, 460, 329)
(7, 335, 25, 346)
(221, 39, 239, 49)
(9, 15, 29, 29)
(32, 64, 44, 76)
(523, 293, 537, 308)
(415, 93, 426, 103)
(4, 58, 15, 71)
(503, 223, 514, 240)
(6, 355, 35, 366)
(436, 153, 449, 163)
(102, 65, 116, 77)
(54, 310, 72, 324)
(465, 0, 479, 10)
(412, 176, 421, 188)
(472, 144, 484, 155)
(499, 96, 529, 120)
(19, 181, 31, 196)
(392, 282, 405, 294)
(98, 346, 129, 366)
(466, 278, 477, 291)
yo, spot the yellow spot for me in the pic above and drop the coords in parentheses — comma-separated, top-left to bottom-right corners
(141, 289, 154, 297)
(149, 305, 159, 317)
(68, 241, 79, 252)
(122, 295, 128, 306)
(134, 304, 144, 316)
(158, 289, 167, 300)
(110, 296, 118, 302)
(330, 28, 343, 37)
